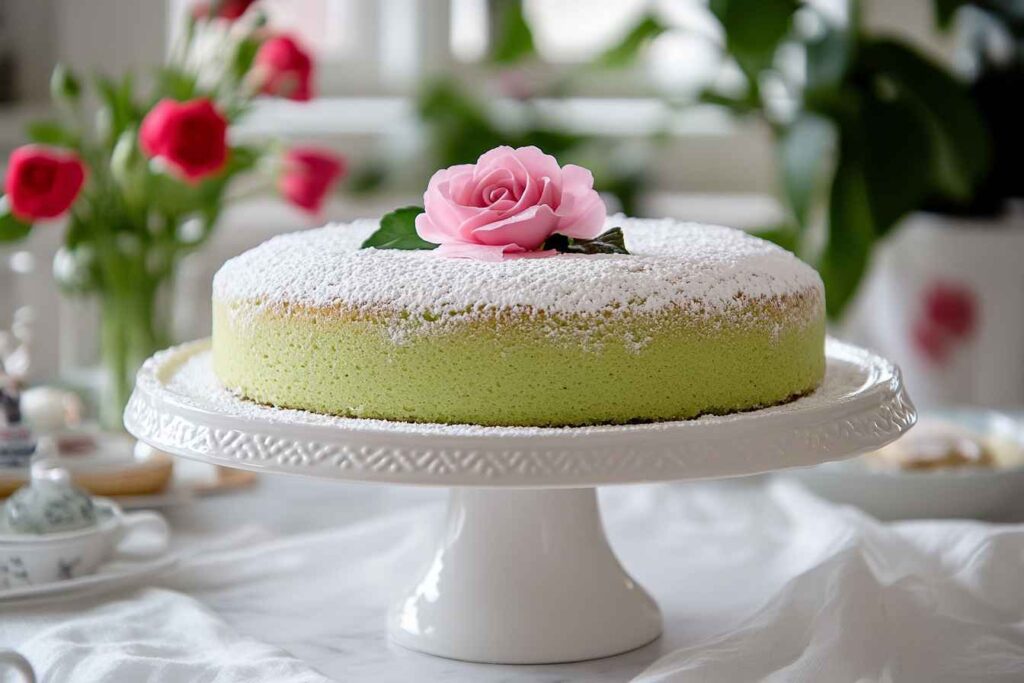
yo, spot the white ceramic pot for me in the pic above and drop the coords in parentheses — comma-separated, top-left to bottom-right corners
(847, 208, 1024, 408)
(0, 499, 168, 588)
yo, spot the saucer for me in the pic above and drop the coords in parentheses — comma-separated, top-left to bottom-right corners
(784, 409, 1024, 520)
(0, 552, 178, 603)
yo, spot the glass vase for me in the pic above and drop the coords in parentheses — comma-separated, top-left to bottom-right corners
(60, 272, 173, 432)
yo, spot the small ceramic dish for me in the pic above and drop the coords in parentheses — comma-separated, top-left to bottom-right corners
(785, 409, 1024, 520)
(0, 470, 169, 589)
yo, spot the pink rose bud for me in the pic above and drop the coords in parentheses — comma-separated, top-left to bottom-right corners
(254, 35, 315, 102)
(415, 146, 607, 261)
(279, 148, 347, 215)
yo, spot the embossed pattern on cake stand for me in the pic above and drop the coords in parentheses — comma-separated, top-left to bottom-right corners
(124, 338, 915, 664)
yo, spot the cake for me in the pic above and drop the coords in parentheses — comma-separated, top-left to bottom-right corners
(212, 216, 825, 426)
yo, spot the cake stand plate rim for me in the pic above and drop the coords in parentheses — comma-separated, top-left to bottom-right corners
(123, 338, 916, 487)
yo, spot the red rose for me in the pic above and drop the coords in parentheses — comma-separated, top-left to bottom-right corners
(279, 148, 346, 214)
(4, 145, 86, 221)
(192, 0, 257, 21)
(139, 99, 228, 182)
(254, 35, 314, 101)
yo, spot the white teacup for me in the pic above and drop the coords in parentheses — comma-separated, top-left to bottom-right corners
(0, 498, 169, 588)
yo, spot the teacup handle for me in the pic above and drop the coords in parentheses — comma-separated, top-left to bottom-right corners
(0, 650, 35, 683)
(114, 511, 170, 560)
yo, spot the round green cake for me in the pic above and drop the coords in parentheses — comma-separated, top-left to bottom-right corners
(212, 217, 825, 427)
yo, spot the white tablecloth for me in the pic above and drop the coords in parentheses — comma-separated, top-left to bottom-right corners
(3, 476, 1024, 682)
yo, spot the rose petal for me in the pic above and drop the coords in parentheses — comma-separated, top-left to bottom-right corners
(415, 212, 449, 243)
(470, 203, 559, 250)
(553, 164, 606, 238)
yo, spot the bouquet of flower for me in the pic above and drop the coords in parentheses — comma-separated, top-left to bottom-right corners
(0, 0, 346, 428)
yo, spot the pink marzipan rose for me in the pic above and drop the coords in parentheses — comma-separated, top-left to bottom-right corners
(414, 146, 607, 261)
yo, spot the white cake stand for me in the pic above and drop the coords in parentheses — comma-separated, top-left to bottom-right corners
(124, 338, 914, 665)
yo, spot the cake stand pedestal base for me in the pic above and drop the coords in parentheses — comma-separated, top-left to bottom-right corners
(389, 487, 661, 664)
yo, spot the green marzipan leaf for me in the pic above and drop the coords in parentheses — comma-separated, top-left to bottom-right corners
(0, 210, 32, 242)
(360, 206, 437, 250)
(543, 227, 629, 255)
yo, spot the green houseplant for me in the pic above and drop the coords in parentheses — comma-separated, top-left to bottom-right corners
(700, 0, 990, 317)
(601, 0, 990, 318)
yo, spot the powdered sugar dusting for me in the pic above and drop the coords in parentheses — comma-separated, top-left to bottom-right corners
(213, 216, 823, 317)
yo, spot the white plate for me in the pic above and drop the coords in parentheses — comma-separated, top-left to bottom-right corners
(0, 552, 178, 603)
(785, 410, 1024, 520)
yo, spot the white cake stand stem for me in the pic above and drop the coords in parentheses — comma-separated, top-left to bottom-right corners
(388, 487, 662, 664)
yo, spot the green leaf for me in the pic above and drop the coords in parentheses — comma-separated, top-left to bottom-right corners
(232, 37, 261, 81)
(25, 120, 78, 148)
(94, 73, 138, 144)
(543, 227, 630, 255)
(860, 39, 990, 203)
(417, 80, 506, 167)
(50, 64, 81, 104)
(779, 113, 835, 229)
(154, 67, 199, 102)
(361, 207, 436, 250)
(598, 15, 669, 67)
(933, 0, 968, 28)
(698, 89, 760, 114)
(817, 147, 875, 319)
(0, 209, 31, 242)
(489, 1, 537, 65)
(804, 24, 852, 100)
(710, 0, 797, 79)
(752, 225, 800, 253)
(859, 89, 933, 234)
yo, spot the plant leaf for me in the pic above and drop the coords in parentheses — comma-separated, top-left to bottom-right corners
(25, 120, 78, 148)
(543, 227, 629, 255)
(859, 88, 933, 235)
(860, 39, 989, 203)
(232, 37, 261, 81)
(779, 113, 835, 230)
(710, 0, 797, 79)
(361, 206, 436, 250)
(598, 15, 669, 67)
(817, 146, 875, 319)
(154, 67, 199, 102)
(752, 225, 800, 253)
(933, 0, 968, 28)
(489, 1, 537, 65)
(804, 24, 852, 100)
(0, 209, 31, 242)
(50, 64, 81, 103)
